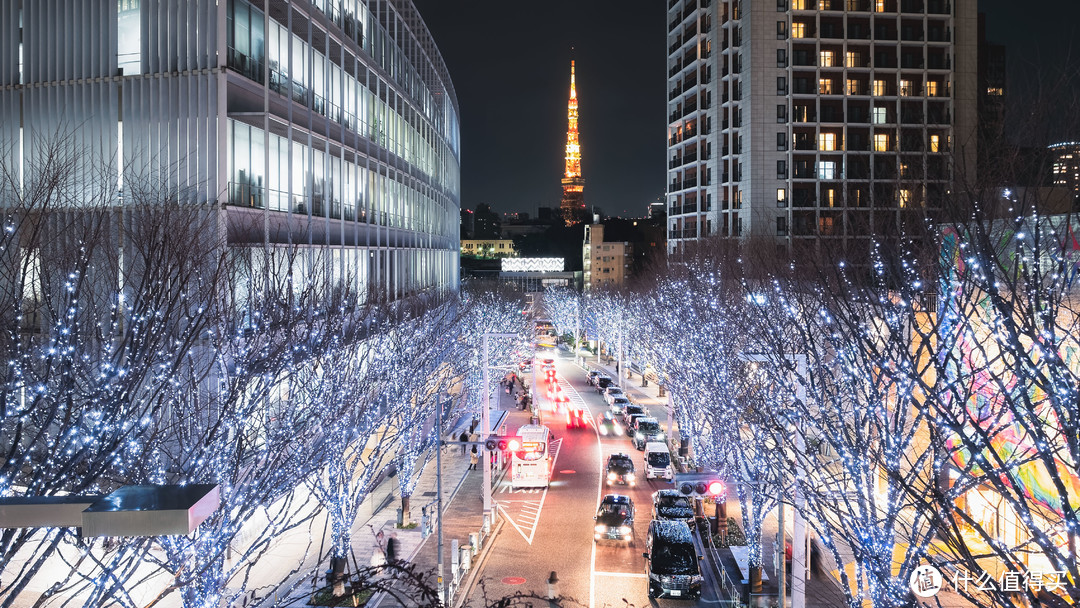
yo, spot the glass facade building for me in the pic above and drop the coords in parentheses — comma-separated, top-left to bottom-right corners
(1, 0, 461, 300)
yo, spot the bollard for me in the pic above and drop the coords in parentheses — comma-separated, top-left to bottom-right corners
(547, 571, 559, 600)
(460, 545, 472, 571)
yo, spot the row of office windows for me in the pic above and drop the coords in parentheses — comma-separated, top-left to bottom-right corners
(226, 0, 459, 194)
(229, 120, 454, 238)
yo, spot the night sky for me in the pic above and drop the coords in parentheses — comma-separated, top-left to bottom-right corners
(412, 1, 1079, 218)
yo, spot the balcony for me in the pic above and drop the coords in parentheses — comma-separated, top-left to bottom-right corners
(227, 47, 264, 84)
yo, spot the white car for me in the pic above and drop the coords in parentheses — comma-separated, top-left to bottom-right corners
(603, 386, 626, 405)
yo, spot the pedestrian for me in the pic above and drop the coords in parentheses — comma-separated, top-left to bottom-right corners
(468, 430, 479, 444)
(460, 430, 469, 454)
(386, 533, 398, 565)
(469, 446, 479, 470)
(469, 418, 478, 435)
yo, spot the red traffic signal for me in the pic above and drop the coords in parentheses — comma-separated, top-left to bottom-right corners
(676, 473, 724, 498)
(484, 435, 522, 451)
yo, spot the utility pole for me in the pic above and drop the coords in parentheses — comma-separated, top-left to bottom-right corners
(482, 332, 517, 519)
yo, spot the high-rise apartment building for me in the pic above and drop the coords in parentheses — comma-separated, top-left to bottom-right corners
(666, 0, 977, 255)
(1049, 142, 1080, 197)
(1, 0, 461, 300)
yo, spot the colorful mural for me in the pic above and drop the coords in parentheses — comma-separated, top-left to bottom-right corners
(938, 221, 1080, 518)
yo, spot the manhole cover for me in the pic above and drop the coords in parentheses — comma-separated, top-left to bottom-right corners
(422, 491, 437, 497)
(559, 469, 576, 474)
(502, 577, 527, 585)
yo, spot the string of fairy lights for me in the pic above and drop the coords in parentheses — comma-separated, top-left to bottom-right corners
(544, 212, 1080, 608)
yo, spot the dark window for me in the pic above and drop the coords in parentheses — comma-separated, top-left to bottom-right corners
(777, 21, 787, 39)
(777, 48, 788, 67)
(777, 76, 787, 94)
(777, 160, 788, 178)
(777, 104, 787, 122)
(777, 132, 788, 150)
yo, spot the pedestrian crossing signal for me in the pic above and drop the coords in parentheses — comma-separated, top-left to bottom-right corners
(485, 435, 522, 451)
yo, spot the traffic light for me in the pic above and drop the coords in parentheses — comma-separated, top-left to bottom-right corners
(484, 435, 522, 451)
(675, 472, 725, 498)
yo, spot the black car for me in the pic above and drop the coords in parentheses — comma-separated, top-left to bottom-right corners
(594, 494, 635, 542)
(605, 453, 636, 487)
(620, 404, 646, 426)
(586, 370, 601, 386)
(596, 375, 614, 392)
(644, 520, 703, 599)
(631, 417, 665, 450)
(652, 489, 696, 529)
(597, 410, 624, 437)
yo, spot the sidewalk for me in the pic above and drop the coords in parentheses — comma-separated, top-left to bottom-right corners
(374, 376, 536, 608)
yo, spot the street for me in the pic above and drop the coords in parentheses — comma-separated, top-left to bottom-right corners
(468, 349, 725, 608)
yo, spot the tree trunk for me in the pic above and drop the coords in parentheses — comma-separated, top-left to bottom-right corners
(400, 494, 411, 526)
(331, 556, 348, 597)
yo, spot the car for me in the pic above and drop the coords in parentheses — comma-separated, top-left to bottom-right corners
(624, 412, 646, 435)
(609, 396, 631, 415)
(543, 367, 557, 382)
(540, 357, 555, 367)
(566, 406, 587, 429)
(519, 359, 533, 373)
(620, 404, 646, 426)
(631, 417, 665, 450)
(586, 370, 601, 386)
(594, 494, 635, 542)
(595, 375, 614, 392)
(603, 386, 626, 405)
(643, 520, 703, 599)
(605, 453, 636, 486)
(597, 411, 624, 436)
(652, 489, 695, 529)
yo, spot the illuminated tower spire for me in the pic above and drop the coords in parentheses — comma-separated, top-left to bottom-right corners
(560, 59, 585, 226)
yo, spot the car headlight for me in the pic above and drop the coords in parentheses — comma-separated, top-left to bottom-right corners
(619, 526, 632, 535)
(626, 473, 635, 481)
(599, 426, 608, 435)
(690, 574, 704, 584)
(656, 433, 665, 440)
(636, 432, 643, 439)
(648, 572, 661, 582)
(594, 525, 607, 534)
(615, 426, 623, 436)
(607, 472, 617, 481)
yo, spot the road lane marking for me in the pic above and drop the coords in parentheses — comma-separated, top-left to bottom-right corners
(593, 571, 649, 579)
(497, 438, 561, 545)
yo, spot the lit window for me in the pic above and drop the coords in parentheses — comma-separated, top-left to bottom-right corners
(929, 134, 940, 153)
(846, 79, 862, 95)
(899, 189, 911, 208)
(900, 80, 914, 96)
(926, 81, 938, 96)
(820, 50, 835, 67)
(819, 78, 834, 94)
(987, 87, 1004, 96)
(873, 79, 886, 96)
(777, 188, 787, 205)
(792, 0, 807, 8)
(875, 0, 885, 11)
(872, 107, 887, 124)
(792, 22, 806, 38)
(824, 188, 836, 206)
(845, 51, 861, 67)
(874, 133, 890, 151)
(818, 161, 836, 179)
(819, 133, 836, 151)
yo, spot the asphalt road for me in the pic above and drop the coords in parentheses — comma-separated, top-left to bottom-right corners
(469, 350, 725, 608)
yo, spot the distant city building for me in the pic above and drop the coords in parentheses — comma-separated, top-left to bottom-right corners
(666, 0, 978, 254)
(649, 200, 667, 221)
(473, 204, 502, 239)
(583, 224, 632, 291)
(461, 208, 475, 238)
(560, 61, 587, 226)
(1050, 142, 1080, 196)
(977, 12, 1006, 164)
(504, 211, 531, 222)
(460, 239, 516, 258)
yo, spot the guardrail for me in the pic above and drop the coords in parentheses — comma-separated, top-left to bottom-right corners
(700, 519, 746, 607)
